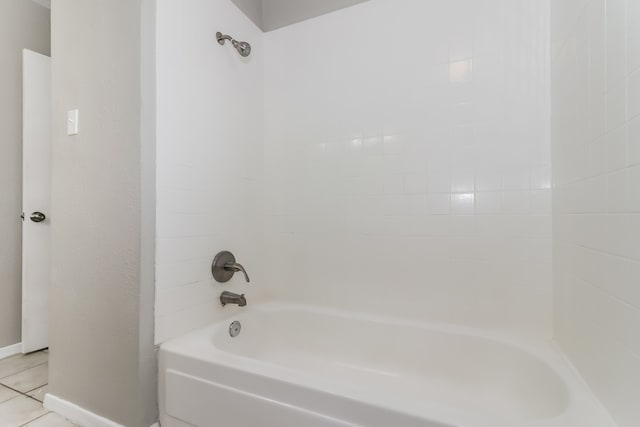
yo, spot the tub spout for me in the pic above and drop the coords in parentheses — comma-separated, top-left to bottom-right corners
(220, 291, 247, 307)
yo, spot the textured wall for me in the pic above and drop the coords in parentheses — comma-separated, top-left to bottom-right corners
(0, 0, 50, 349)
(263, 0, 552, 337)
(49, 1, 157, 425)
(551, 0, 640, 426)
(154, 0, 264, 343)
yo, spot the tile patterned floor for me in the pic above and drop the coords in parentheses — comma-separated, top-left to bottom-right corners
(0, 350, 76, 426)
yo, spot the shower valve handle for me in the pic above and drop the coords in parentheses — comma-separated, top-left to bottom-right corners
(224, 262, 250, 283)
(212, 251, 250, 283)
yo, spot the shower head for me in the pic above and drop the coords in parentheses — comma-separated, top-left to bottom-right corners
(232, 40, 251, 57)
(216, 32, 251, 57)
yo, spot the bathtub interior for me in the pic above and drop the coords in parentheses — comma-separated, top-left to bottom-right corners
(209, 306, 570, 424)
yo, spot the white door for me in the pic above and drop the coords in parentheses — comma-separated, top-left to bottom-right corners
(22, 49, 52, 354)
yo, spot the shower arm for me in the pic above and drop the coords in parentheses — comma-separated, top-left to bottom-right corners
(216, 31, 252, 57)
(216, 33, 235, 45)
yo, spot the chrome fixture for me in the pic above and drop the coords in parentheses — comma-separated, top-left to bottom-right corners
(220, 291, 247, 307)
(229, 320, 242, 337)
(29, 212, 46, 223)
(212, 251, 250, 283)
(216, 32, 251, 57)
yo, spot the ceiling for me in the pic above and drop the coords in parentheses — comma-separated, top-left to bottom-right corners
(231, 0, 368, 32)
(31, 1, 366, 32)
(31, 0, 51, 9)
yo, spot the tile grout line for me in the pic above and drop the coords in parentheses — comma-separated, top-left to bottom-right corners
(0, 350, 50, 426)
(18, 410, 53, 427)
(0, 360, 49, 381)
(0, 382, 48, 399)
(0, 393, 49, 427)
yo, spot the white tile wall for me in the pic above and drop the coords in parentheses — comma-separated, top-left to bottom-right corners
(155, 0, 556, 348)
(154, 0, 264, 343)
(551, 0, 640, 426)
(263, 0, 552, 337)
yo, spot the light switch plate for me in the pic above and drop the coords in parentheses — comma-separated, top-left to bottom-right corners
(67, 109, 79, 135)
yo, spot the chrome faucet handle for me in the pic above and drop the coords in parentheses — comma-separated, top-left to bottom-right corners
(224, 262, 250, 283)
(212, 251, 251, 283)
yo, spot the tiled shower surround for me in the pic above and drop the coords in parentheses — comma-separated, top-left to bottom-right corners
(551, 0, 640, 426)
(263, 0, 552, 337)
(155, 0, 265, 343)
(156, 0, 552, 341)
(154, 0, 639, 425)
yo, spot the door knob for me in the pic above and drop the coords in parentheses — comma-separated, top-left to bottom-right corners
(30, 212, 46, 223)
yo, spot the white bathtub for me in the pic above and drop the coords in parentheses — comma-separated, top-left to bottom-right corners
(159, 303, 617, 427)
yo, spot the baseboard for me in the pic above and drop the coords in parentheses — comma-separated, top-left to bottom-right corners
(0, 342, 22, 360)
(44, 393, 160, 427)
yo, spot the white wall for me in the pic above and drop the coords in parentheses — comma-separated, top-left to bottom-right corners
(156, 0, 551, 343)
(0, 0, 50, 349)
(263, 0, 552, 337)
(551, 1, 640, 426)
(155, 0, 264, 343)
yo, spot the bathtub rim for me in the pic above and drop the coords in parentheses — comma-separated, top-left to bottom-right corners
(159, 300, 618, 427)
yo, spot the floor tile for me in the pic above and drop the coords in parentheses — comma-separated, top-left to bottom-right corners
(26, 385, 48, 403)
(0, 363, 48, 393)
(0, 352, 48, 380)
(0, 396, 47, 426)
(0, 386, 19, 405)
(22, 412, 78, 427)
